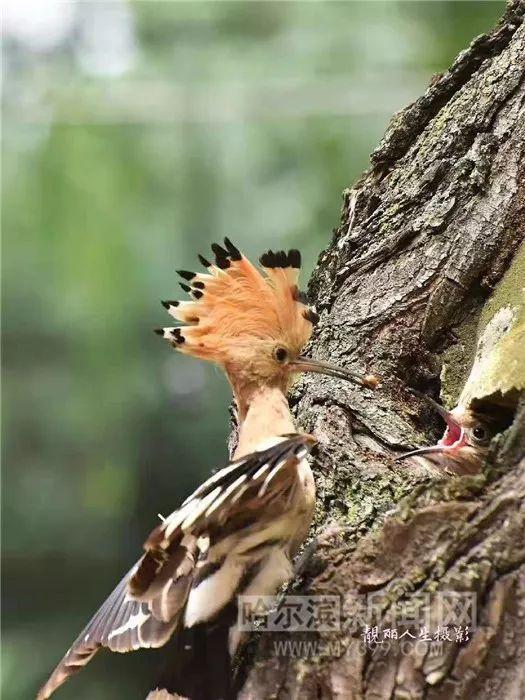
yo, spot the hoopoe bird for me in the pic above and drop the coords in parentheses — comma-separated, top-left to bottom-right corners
(397, 390, 511, 475)
(38, 239, 378, 700)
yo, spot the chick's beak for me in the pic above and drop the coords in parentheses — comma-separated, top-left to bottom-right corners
(291, 356, 379, 390)
(396, 444, 451, 460)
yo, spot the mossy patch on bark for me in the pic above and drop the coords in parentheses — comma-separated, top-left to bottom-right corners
(441, 240, 525, 408)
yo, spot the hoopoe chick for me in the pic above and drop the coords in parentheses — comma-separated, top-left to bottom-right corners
(397, 391, 511, 475)
(38, 239, 378, 700)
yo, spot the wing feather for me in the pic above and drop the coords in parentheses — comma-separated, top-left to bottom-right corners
(36, 563, 178, 700)
(38, 434, 315, 700)
(132, 434, 315, 599)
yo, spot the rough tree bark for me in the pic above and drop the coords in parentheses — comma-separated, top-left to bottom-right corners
(239, 2, 525, 698)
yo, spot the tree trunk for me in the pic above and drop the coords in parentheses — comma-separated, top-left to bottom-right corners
(238, 2, 525, 698)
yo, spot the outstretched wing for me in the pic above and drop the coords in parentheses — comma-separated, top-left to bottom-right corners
(37, 434, 315, 699)
(36, 559, 183, 700)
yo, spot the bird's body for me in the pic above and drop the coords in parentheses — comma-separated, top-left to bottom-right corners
(38, 239, 376, 700)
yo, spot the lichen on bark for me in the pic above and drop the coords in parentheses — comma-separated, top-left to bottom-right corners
(442, 239, 525, 409)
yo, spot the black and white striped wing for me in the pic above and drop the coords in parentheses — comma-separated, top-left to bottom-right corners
(37, 434, 315, 699)
(36, 560, 179, 700)
(131, 433, 316, 599)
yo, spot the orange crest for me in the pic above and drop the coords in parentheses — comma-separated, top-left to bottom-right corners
(156, 239, 317, 376)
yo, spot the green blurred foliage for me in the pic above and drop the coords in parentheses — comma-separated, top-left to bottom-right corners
(2, 1, 503, 698)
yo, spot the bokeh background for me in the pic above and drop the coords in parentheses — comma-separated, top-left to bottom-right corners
(2, 1, 504, 697)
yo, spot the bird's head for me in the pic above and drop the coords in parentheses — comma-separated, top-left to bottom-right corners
(156, 238, 378, 398)
(397, 391, 509, 475)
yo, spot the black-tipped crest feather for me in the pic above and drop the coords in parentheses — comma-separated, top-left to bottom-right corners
(303, 309, 319, 324)
(259, 249, 301, 269)
(198, 254, 211, 268)
(211, 242, 231, 269)
(223, 237, 242, 261)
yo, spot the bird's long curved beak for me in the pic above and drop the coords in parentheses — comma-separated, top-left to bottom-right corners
(396, 445, 449, 460)
(291, 356, 379, 390)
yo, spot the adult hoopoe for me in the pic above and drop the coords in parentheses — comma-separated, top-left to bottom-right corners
(37, 239, 378, 700)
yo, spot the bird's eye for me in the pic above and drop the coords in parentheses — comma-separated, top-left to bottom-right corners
(472, 425, 487, 441)
(274, 347, 288, 363)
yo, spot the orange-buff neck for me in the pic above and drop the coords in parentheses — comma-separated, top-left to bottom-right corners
(233, 385, 295, 459)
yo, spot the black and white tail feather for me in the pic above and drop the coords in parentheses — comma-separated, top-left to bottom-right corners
(37, 434, 315, 700)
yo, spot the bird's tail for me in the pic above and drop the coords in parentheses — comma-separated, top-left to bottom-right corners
(147, 604, 237, 700)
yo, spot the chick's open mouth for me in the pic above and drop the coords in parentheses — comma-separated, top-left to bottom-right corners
(438, 421, 465, 449)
